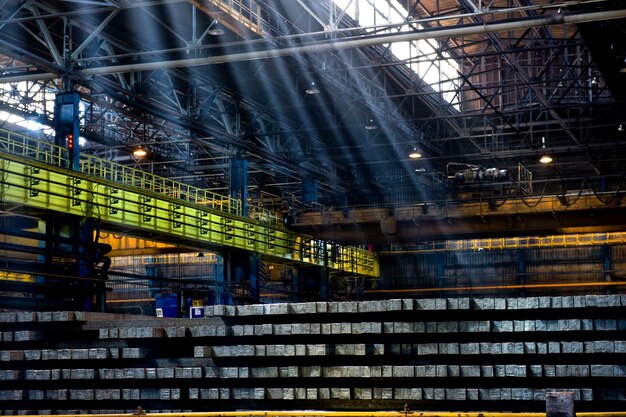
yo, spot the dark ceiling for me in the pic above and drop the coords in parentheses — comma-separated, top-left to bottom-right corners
(0, 0, 625, 215)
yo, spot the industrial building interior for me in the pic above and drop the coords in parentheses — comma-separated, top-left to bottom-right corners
(0, 0, 626, 413)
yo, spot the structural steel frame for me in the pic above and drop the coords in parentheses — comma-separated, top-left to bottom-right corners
(0, 129, 378, 277)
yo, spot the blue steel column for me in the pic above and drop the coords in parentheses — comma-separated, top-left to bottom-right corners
(302, 176, 318, 206)
(230, 156, 248, 216)
(225, 156, 260, 303)
(297, 267, 328, 301)
(214, 254, 227, 304)
(319, 268, 329, 301)
(436, 252, 446, 289)
(54, 92, 80, 171)
(227, 250, 260, 304)
(287, 268, 299, 301)
(300, 177, 327, 300)
(603, 244, 613, 283)
(249, 253, 260, 302)
(79, 217, 101, 311)
(517, 249, 527, 285)
(50, 92, 104, 311)
(44, 214, 101, 311)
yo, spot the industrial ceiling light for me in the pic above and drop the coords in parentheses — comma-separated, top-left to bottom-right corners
(408, 147, 422, 159)
(619, 123, 625, 132)
(208, 20, 225, 36)
(591, 76, 599, 86)
(539, 136, 552, 164)
(539, 154, 553, 164)
(305, 81, 320, 95)
(132, 146, 147, 158)
(365, 118, 378, 130)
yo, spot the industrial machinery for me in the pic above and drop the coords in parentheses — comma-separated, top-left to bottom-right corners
(446, 162, 513, 201)
(447, 162, 509, 184)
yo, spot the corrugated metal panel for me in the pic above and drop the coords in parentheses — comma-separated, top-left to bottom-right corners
(378, 244, 619, 294)
(526, 246, 602, 263)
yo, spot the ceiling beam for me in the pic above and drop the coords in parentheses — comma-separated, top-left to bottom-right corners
(2, 9, 625, 83)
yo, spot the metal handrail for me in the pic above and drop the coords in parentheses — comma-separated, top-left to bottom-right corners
(80, 154, 242, 216)
(0, 130, 378, 276)
(0, 128, 282, 226)
(383, 231, 626, 254)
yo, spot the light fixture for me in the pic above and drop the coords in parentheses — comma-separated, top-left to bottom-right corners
(409, 147, 422, 159)
(591, 76, 599, 86)
(305, 81, 320, 95)
(132, 146, 147, 158)
(365, 118, 377, 130)
(208, 20, 225, 36)
(539, 154, 553, 164)
(619, 123, 625, 132)
(539, 136, 552, 164)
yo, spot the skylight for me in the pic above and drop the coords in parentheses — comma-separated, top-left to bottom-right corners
(332, 0, 460, 108)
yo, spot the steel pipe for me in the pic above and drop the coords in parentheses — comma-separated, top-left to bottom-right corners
(1, 9, 625, 83)
(81, 9, 626, 74)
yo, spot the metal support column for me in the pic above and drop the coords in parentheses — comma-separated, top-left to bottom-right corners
(54, 91, 80, 171)
(287, 267, 299, 302)
(249, 253, 260, 303)
(320, 267, 328, 301)
(436, 252, 446, 289)
(518, 248, 527, 286)
(603, 244, 613, 283)
(214, 254, 226, 304)
(230, 156, 248, 216)
(220, 251, 234, 305)
(298, 266, 329, 301)
(43, 214, 105, 311)
(225, 250, 260, 304)
(302, 176, 318, 206)
(48, 92, 103, 310)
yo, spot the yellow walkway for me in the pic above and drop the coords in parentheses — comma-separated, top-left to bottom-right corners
(0, 130, 377, 277)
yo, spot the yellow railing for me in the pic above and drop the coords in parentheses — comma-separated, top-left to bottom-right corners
(109, 252, 219, 267)
(0, 128, 67, 167)
(384, 231, 626, 254)
(0, 128, 282, 226)
(80, 154, 242, 217)
(0, 138, 379, 277)
(205, 0, 265, 34)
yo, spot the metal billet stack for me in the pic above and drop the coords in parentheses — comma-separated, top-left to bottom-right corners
(0, 295, 625, 413)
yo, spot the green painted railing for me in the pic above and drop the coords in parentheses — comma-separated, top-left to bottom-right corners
(0, 129, 284, 225)
(0, 129, 379, 277)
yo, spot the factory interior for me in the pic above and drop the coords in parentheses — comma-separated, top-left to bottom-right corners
(0, 0, 625, 414)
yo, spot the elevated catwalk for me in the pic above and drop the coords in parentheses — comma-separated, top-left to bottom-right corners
(0, 129, 378, 278)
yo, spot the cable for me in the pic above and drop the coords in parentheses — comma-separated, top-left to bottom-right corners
(591, 176, 624, 205)
(520, 181, 548, 208)
(558, 178, 587, 207)
(489, 183, 517, 208)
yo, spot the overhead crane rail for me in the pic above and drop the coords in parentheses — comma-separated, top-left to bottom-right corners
(0, 129, 378, 277)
